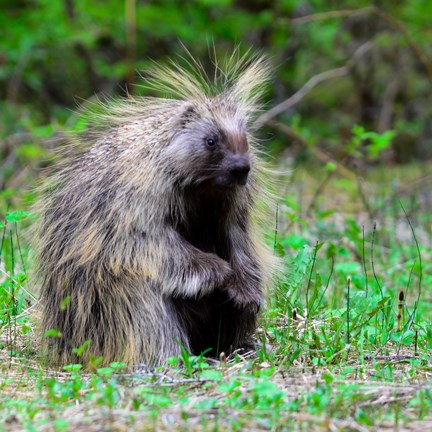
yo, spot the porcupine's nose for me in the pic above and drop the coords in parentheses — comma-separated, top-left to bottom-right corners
(229, 155, 251, 186)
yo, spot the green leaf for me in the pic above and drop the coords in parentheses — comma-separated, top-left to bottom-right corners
(22, 325, 32, 335)
(60, 296, 71, 311)
(335, 261, 361, 275)
(167, 356, 179, 366)
(72, 340, 92, 357)
(44, 329, 62, 338)
(109, 362, 127, 369)
(200, 369, 222, 380)
(63, 364, 82, 372)
(6, 211, 36, 222)
(97, 367, 114, 376)
(325, 162, 336, 172)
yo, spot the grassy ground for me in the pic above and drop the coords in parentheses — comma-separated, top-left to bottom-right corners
(1, 162, 432, 431)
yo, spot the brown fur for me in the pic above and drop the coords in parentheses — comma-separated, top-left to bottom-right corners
(34, 51, 275, 367)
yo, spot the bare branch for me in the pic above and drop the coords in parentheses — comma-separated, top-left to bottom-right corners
(254, 67, 348, 128)
(286, 7, 374, 24)
(254, 40, 374, 128)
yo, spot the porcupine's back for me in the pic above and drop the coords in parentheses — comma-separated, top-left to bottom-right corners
(34, 99, 185, 360)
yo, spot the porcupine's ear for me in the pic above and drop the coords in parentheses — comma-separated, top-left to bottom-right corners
(228, 53, 271, 120)
(178, 104, 200, 130)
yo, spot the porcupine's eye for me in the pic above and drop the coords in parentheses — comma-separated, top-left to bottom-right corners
(206, 136, 218, 148)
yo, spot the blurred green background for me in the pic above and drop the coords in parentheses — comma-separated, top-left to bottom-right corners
(1, 0, 432, 209)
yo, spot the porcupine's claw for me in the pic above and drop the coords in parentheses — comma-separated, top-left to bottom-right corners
(225, 280, 262, 314)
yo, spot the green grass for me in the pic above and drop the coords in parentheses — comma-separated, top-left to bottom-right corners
(1, 163, 432, 431)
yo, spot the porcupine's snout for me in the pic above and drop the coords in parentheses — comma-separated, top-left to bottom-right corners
(228, 154, 250, 186)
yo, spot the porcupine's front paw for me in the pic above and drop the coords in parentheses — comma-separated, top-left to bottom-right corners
(193, 252, 234, 293)
(224, 279, 262, 314)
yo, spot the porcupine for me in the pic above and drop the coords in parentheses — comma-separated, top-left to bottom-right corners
(35, 51, 275, 367)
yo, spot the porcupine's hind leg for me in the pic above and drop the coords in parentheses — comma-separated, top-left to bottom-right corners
(209, 295, 259, 356)
(41, 276, 189, 368)
(169, 289, 257, 358)
(113, 280, 190, 367)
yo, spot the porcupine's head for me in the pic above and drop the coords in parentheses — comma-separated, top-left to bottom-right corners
(147, 50, 272, 190)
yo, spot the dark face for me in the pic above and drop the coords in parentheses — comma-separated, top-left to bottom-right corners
(206, 130, 251, 188)
(167, 104, 252, 189)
